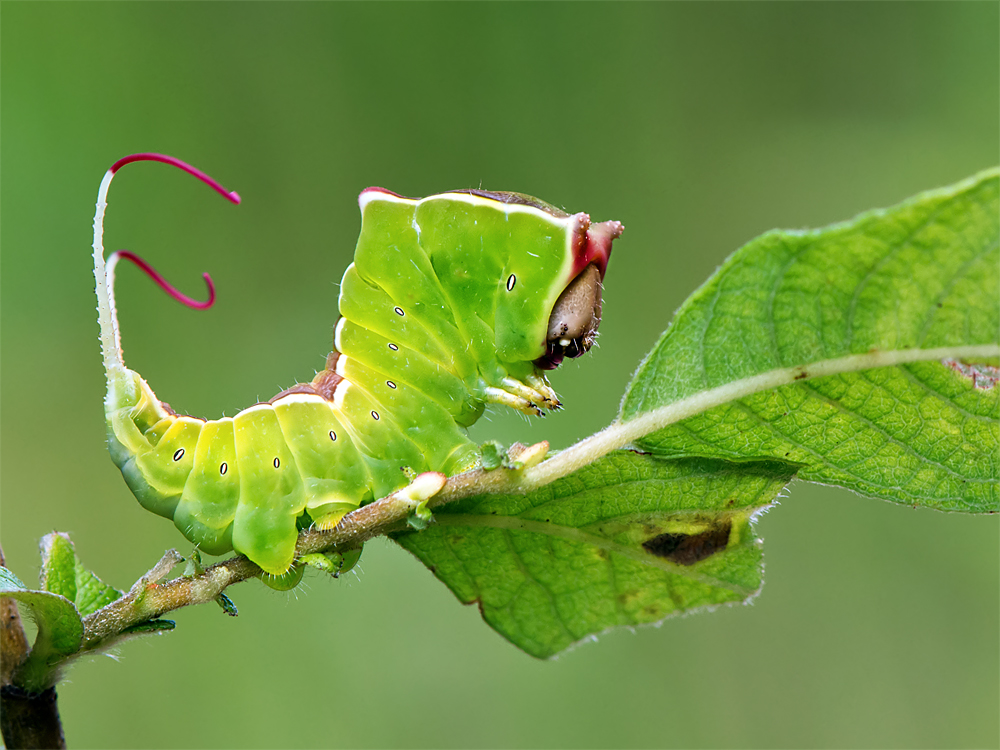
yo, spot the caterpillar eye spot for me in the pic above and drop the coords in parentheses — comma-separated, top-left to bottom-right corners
(394, 306, 405, 317)
(329, 430, 337, 441)
(387, 380, 397, 389)
(371, 410, 380, 421)
(172, 448, 185, 462)
(273, 457, 280, 469)
(388, 343, 399, 351)
(506, 274, 516, 291)
(220, 462, 228, 475)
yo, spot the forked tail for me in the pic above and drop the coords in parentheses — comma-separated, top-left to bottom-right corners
(91, 153, 240, 385)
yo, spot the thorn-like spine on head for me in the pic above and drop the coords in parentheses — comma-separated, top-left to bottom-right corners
(92, 153, 239, 382)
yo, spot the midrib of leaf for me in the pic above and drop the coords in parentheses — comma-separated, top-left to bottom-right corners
(521, 343, 998, 491)
(431, 513, 756, 596)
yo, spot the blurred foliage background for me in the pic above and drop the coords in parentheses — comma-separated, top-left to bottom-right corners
(2, 3, 997, 748)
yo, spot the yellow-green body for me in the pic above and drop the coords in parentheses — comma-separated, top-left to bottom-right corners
(99, 186, 620, 576)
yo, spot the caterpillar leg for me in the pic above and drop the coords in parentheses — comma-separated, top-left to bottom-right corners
(259, 565, 305, 591)
(300, 548, 363, 578)
(500, 376, 561, 411)
(485, 377, 561, 416)
(523, 374, 561, 410)
(310, 501, 362, 532)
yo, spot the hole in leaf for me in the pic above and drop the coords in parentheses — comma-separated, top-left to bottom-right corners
(642, 520, 732, 565)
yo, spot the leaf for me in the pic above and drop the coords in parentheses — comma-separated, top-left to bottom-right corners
(40, 532, 123, 617)
(394, 451, 793, 658)
(0, 566, 83, 692)
(620, 169, 999, 512)
(39, 533, 77, 602)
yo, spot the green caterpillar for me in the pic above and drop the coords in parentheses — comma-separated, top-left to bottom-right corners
(92, 153, 623, 578)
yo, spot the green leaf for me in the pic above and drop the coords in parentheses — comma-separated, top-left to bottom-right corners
(40, 532, 123, 617)
(394, 451, 793, 658)
(479, 440, 506, 470)
(119, 619, 176, 636)
(39, 533, 77, 601)
(620, 169, 999, 513)
(0, 566, 83, 692)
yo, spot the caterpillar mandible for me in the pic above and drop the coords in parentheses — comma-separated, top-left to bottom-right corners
(91, 153, 623, 578)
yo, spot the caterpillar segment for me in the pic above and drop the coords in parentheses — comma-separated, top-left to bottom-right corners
(92, 154, 623, 580)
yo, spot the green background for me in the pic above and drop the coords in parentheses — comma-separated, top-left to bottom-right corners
(2, 3, 997, 748)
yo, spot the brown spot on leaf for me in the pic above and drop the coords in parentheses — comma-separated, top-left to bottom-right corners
(942, 358, 999, 391)
(642, 521, 732, 565)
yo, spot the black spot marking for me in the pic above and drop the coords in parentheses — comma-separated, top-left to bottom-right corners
(172, 448, 185, 462)
(388, 343, 399, 351)
(642, 521, 732, 566)
(329, 430, 337, 441)
(794, 371, 808, 381)
(506, 274, 516, 291)
(273, 457, 280, 469)
(371, 410, 380, 421)
(220, 462, 228, 475)
(387, 380, 397, 389)
(394, 306, 404, 316)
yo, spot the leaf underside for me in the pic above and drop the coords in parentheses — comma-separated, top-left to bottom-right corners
(621, 169, 999, 512)
(394, 452, 793, 659)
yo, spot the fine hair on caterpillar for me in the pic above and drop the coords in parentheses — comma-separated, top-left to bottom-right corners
(91, 153, 623, 583)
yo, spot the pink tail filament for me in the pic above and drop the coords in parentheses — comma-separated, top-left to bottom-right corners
(110, 153, 241, 205)
(111, 250, 216, 310)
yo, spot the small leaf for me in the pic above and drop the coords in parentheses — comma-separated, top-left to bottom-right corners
(39, 533, 77, 602)
(119, 619, 175, 636)
(479, 441, 506, 470)
(39, 532, 122, 617)
(0, 566, 83, 692)
(394, 452, 792, 658)
(620, 169, 999, 512)
(407, 500, 432, 530)
(215, 593, 238, 617)
(74, 565, 123, 618)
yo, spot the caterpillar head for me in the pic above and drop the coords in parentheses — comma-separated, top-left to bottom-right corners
(537, 213, 623, 371)
(452, 189, 623, 371)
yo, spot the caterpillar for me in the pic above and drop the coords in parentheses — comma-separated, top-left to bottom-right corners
(91, 153, 623, 579)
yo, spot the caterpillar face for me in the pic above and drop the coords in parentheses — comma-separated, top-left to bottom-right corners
(388, 187, 624, 372)
(539, 264, 604, 370)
